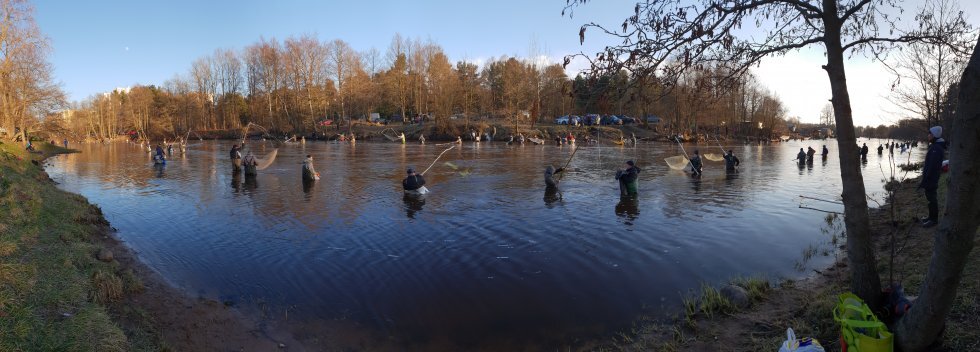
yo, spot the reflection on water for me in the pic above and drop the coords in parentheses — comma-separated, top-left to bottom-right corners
(45, 138, 924, 349)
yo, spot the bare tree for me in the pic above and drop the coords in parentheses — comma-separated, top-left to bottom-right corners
(565, 0, 971, 314)
(0, 0, 64, 142)
(888, 0, 974, 127)
(893, 35, 980, 350)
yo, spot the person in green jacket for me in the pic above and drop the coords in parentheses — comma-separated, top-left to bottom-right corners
(615, 160, 640, 197)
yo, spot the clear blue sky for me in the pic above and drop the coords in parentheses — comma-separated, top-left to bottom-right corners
(34, 0, 980, 126)
(35, 0, 629, 102)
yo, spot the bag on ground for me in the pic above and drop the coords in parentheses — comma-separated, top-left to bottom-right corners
(778, 328, 825, 352)
(833, 292, 893, 352)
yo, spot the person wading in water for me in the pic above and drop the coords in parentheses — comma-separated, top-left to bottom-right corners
(402, 168, 426, 194)
(615, 160, 640, 197)
(230, 144, 242, 172)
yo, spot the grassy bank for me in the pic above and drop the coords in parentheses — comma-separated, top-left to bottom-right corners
(599, 174, 979, 351)
(0, 141, 165, 351)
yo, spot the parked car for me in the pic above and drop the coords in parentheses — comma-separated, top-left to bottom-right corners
(645, 115, 662, 124)
(570, 115, 581, 126)
(584, 114, 600, 125)
(600, 115, 621, 125)
(555, 116, 570, 125)
(619, 116, 636, 124)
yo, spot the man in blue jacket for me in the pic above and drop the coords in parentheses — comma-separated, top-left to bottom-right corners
(919, 126, 946, 228)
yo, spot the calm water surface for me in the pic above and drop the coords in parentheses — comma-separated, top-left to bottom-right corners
(46, 138, 924, 349)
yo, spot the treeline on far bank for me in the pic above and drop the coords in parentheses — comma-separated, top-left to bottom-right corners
(47, 33, 791, 141)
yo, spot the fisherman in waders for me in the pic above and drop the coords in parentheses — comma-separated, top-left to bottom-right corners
(796, 148, 807, 165)
(806, 146, 816, 163)
(616, 160, 640, 197)
(860, 143, 869, 160)
(302, 155, 318, 182)
(822, 145, 829, 159)
(689, 150, 703, 176)
(919, 126, 946, 228)
(402, 168, 426, 193)
(544, 165, 566, 190)
(723, 150, 740, 172)
(243, 151, 258, 176)
(230, 144, 242, 172)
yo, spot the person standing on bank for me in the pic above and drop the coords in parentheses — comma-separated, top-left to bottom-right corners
(919, 126, 946, 228)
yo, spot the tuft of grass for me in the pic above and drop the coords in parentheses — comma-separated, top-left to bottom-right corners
(697, 283, 738, 318)
(91, 269, 123, 304)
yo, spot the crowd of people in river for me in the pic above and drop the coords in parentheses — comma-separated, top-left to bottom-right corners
(116, 123, 947, 229)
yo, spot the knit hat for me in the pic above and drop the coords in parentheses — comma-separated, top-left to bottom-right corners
(929, 126, 942, 138)
(407, 167, 415, 174)
(626, 160, 634, 166)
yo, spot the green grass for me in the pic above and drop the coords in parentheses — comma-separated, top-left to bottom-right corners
(0, 141, 164, 351)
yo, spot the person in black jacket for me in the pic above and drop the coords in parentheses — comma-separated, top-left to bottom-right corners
(689, 150, 703, 176)
(403, 168, 426, 192)
(919, 126, 946, 227)
(723, 149, 740, 172)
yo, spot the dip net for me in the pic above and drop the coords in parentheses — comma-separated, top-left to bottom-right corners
(255, 149, 279, 170)
(664, 155, 690, 170)
(702, 153, 725, 162)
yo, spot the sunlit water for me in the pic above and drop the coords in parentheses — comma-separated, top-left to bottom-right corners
(45, 138, 924, 349)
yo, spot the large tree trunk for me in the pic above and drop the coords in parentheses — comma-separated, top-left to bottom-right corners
(894, 37, 980, 352)
(822, 6, 883, 308)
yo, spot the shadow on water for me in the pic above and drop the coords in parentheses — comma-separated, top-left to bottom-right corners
(403, 193, 425, 219)
(614, 196, 639, 224)
(543, 186, 562, 207)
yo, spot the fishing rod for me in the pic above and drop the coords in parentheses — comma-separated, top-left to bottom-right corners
(421, 145, 456, 176)
(799, 195, 844, 205)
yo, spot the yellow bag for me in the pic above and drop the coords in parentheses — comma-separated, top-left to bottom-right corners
(833, 293, 893, 352)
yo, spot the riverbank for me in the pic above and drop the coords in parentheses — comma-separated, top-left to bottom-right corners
(0, 141, 301, 351)
(598, 174, 979, 351)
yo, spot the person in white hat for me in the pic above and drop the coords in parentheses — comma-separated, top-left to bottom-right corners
(918, 126, 946, 227)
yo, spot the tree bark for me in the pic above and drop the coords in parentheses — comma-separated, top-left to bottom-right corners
(894, 37, 980, 352)
(822, 2, 882, 308)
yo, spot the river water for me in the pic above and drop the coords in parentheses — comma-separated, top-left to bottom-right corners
(45, 138, 924, 350)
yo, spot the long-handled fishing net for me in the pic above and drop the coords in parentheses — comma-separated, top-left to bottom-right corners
(555, 145, 579, 182)
(702, 136, 727, 161)
(665, 137, 693, 170)
(242, 123, 282, 170)
(421, 145, 456, 176)
(255, 149, 279, 170)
